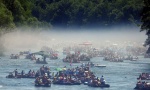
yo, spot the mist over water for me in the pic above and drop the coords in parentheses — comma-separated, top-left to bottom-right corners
(1, 26, 147, 55)
(0, 26, 149, 90)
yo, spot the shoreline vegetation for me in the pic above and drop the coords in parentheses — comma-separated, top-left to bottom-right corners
(0, 0, 143, 30)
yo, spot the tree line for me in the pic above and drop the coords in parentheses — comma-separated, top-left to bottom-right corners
(0, 0, 144, 31)
(140, 0, 150, 53)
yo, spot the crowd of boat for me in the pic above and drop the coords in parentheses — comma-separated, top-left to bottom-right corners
(6, 61, 150, 89)
(7, 42, 150, 89)
(6, 65, 110, 88)
(10, 42, 147, 63)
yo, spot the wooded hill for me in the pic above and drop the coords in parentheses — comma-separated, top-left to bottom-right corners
(0, 0, 143, 30)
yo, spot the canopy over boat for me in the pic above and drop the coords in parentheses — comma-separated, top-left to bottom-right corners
(32, 51, 50, 57)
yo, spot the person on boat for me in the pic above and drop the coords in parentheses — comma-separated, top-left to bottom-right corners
(35, 76, 42, 85)
(35, 70, 40, 78)
(46, 70, 51, 78)
(97, 77, 101, 85)
(42, 73, 51, 84)
(14, 69, 18, 77)
(100, 75, 105, 84)
(28, 69, 32, 76)
(21, 70, 24, 77)
(43, 56, 46, 62)
(32, 70, 35, 77)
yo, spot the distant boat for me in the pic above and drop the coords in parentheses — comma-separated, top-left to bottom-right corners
(130, 59, 137, 61)
(36, 60, 48, 64)
(94, 64, 106, 67)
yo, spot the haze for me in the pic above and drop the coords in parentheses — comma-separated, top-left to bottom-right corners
(1, 26, 147, 55)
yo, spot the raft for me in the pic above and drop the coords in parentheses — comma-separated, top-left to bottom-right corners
(53, 81, 81, 85)
(35, 83, 51, 87)
(6, 75, 21, 79)
(134, 85, 150, 90)
(88, 83, 110, 88)
(6, 74, 35, 79)
(36, 60, 48, 64)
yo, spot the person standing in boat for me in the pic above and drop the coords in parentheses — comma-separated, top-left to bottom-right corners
(14, 69, 18, 77)
(32, 70, 35, 77)
(35, 70, 40, 78)
(21, 70, 24, 77)
(100, 75, 105, 84)
(43, 56, 46, 62)
(28, 69, 32, 76)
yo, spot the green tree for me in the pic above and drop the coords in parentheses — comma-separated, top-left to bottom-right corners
(0, 1, 15, 32)
(141, 0, 150, 53)
(0, 0, 145, 29)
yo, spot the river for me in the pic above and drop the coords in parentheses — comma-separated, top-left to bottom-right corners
(0, 56, 150, 90)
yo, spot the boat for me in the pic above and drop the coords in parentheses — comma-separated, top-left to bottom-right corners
(53, 79, 81, 85)
(10, 54, 19, 59)
(94, 64, 106, 67)
(50, 56, 58, 60)
(79, 57, 90, 61)
(36, 60, 48, 64)
(103, 57, 123, 62)
(6, 73, 22, 79)
(21, 74, 35, 78)
(63, 58, 80, 63)
(130, 58, 138, 61)
(53, 81, 81, 85)
(137, 73, 150, 80)
(88, 83, 110, 88)
(134, 82, 150, 90)
(124, 56, 138, 61)
(35, 83, 51, 87)
(35, 76, 51, 87)
(84, 81, 89, 85)
(49, 53, 58, 60)
(6, 73, 35, 79)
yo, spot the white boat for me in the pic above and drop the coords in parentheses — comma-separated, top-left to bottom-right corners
(130, 57, 138, 61)
(94, 64, 106, 67)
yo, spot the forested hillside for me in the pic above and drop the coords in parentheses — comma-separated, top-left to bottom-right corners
(0, 0, 143, 30)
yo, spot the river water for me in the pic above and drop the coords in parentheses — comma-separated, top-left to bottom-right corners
(0, 56, 150, 90)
